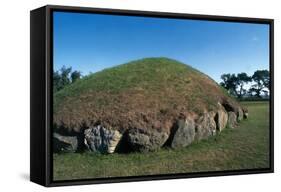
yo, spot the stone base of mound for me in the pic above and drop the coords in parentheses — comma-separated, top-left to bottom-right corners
(53, 101, 248, 154)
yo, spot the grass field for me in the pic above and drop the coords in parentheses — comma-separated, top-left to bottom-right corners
(53, 101, 270, 181)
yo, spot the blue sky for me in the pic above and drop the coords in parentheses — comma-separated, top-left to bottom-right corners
(53, 11, 269, 83)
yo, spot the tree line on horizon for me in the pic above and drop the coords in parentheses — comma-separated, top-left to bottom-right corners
(220, 69, 270, 99)
(53, 66, 82, 93)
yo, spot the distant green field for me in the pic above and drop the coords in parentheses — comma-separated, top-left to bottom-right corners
(53, 101, 270, 181)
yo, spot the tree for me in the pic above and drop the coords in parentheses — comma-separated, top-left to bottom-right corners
(53, 66, 82, 93)
(250, 70, 270, 98)
(236, 72, 252, 98)
(60, 66, 72, 88)
(220, 73, 238, 96)
(71, 70, 82, 83)
(53, 70, 62, 92)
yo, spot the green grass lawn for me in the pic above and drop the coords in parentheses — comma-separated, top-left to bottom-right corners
(53, 101, 270, 181)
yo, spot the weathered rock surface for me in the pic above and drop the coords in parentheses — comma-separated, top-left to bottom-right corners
(227, 112, 237, 128)
(84, 125, 122, 154)
(237, 107, 243, 122)
(53, 132, 78, 153)
(53, 98, 248, 154)
(53, 102, 247, 154)
(195, 112, 216, 141)
(242, 107, 249, 119)
(221, 99, 242, 113)
(215, 106, 228, 132)
(127, 128, 169, 152)
(53, 100, 247, 154)
(170, 118, 195, 148)
(221, 100, 236, 113)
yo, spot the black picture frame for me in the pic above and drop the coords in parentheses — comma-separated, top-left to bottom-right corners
(30, 4, 274, 187)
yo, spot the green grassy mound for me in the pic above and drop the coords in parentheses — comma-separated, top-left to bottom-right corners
(54, 57, 238, 132)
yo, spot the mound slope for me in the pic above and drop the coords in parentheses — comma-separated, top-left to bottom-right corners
(53, 58, 245, 153)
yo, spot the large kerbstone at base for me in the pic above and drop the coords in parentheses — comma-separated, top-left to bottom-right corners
(84, 125, 122, 154)
(215, 107, 228, 132)
(170, 118, 195, 148)
(242, 107, 249, 119)
(53, 132, 78, 153)
(228, 112, 237, 128)
(127, 128, 169, 152)
(237, 107, 243, 122)
(195, 112, 216, 141)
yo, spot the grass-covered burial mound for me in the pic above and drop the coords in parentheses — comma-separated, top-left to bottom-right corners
(53, 58, 247, 153)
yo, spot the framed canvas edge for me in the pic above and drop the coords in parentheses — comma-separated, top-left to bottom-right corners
(34, 4, 274, 187)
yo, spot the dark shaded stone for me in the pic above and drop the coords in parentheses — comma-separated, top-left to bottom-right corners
(127, 128, 168, 152)
(53, 132, 78, 153)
